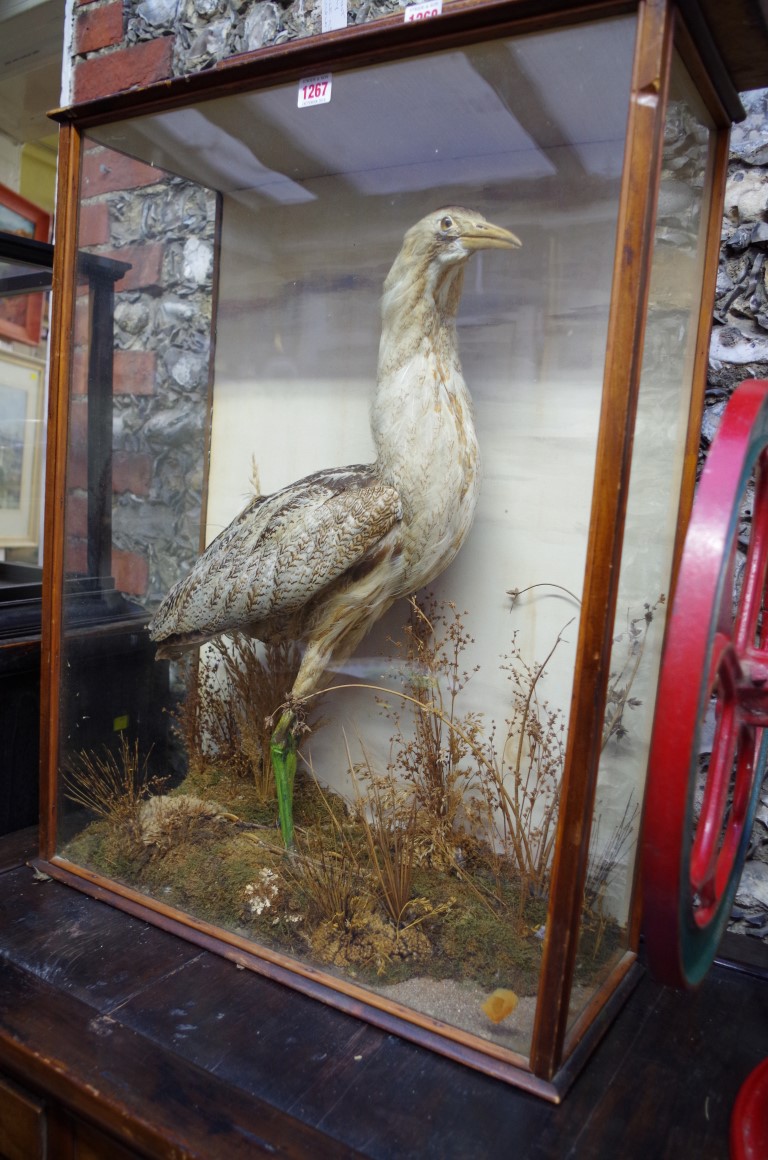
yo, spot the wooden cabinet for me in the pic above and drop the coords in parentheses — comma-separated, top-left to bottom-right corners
(0, 1075, 45, 1160)
(0, 1073, 142, 1160)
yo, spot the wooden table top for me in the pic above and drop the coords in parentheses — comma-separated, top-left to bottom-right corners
(0, 831, 765, 1159)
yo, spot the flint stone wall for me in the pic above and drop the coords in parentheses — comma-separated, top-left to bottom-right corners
(72, 0, 414, 101)
(127, 0, 402, 70)
(705, 89, 768, 451)
(70, 148, 217, 604)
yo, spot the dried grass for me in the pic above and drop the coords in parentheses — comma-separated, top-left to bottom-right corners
(383, 597, 568, 904)
(63, 733, 164, 840)
(286, 782, 370, 928)
(348, 745, 419, 931)
(173, 634, 303, 800)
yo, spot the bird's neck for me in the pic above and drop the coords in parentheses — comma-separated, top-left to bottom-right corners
(377, 254, 465, 379)
(372, 258, 471, 483)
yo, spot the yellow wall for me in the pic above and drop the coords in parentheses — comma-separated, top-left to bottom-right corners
(19, 135, 57, 216)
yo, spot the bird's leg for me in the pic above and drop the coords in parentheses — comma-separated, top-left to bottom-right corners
(270, 708, 298, 849)
(270, 644, 327, 848)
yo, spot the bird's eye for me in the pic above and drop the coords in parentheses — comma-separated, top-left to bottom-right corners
(440, 215, 454, 231)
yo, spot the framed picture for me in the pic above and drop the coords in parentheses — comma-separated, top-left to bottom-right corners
(0, 352, 45, 547)
(0, 183, 51, 346)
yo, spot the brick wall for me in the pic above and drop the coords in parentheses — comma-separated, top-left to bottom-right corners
(65, 136, 215, 602)
(65, 146, 157, 592)
(71, 0, 172, 103)
(67, 0, 406, 104)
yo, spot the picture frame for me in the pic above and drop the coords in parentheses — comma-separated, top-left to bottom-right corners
(0, 351, 45, 547)
(0, 183, 51, 346)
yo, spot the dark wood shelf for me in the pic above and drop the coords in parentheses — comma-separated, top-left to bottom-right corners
(0, 845, 765, 1158)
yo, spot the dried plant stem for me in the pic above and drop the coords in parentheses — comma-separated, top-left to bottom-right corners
(284, 764, 368, 925)
(501, 621, 572, 885)
(507, 583, 581, 605)
(286, 681, 488, 766)
(347, 738, 417, 931)
(287, 837, 367, 928)
(586, 795, 640, 903)
(174, 635, 303, 801)
(63, 734, 161, 837)
(287, 627, 565, 902)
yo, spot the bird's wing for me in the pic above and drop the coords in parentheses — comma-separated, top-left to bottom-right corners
(149, 466, 401, 643)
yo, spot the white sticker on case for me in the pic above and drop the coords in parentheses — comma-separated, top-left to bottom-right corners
(404, 0, 442, 21)
(321, 0, 346, 32)
(298, 74, 333, 108)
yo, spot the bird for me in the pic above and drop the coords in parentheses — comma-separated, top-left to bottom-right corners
(149, 207, 521, 847)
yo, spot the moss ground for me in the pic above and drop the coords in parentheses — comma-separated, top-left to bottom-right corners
(63, 766, 622, 1001)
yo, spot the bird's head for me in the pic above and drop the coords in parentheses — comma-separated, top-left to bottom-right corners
(382, 207, 521, 317)
(432, 207, 522, 262)
(400, 207, 521, 270)
(380, 205, 524, 371)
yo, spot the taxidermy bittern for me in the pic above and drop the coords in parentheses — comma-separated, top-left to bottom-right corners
(149, 207, 521, 847)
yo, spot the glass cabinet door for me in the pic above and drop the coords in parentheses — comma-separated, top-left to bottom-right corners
(50, 9, 723, 1083)
(567, 51, 718, 1032)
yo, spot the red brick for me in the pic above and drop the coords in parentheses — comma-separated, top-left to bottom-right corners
(72, 348, 155, 399)
(67, 401, 89, 489)
(73, 38, 174, 103)
(71, 349, 88, 397)
(68, 397, 88, 445)
(107, 244, 164, 292)
(113, 349, 156, 395)
(65, 539, 87, 575)
(73, 285, 90, 351)
(81, 149, 162, 198)
(113, 451, 152, 496)
(75, 0, 123, 55)
(113, 549, 149, 597)
(78, 201, 110, 247)
(66, 493, 88, 539)
(67, 450, 153, 519)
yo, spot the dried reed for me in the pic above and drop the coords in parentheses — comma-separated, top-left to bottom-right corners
(63, 733, 162, 838)
(603, 597, 665, 747)
(174, 635, 302, 800)
(347, 740, 419, 930)
(285, 775, 369, 928)
(265, 590, 660, 915)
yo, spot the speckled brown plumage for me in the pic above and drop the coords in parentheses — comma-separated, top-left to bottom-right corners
(149, 208, 520, 703)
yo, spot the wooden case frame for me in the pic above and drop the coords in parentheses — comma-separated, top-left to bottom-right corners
(37, 0, 736, 1101)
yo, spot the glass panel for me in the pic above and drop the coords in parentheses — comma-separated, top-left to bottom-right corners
(0, 257, 51, 290)
(567, 53, 716, 1029)
(57, 17, 635, 1064)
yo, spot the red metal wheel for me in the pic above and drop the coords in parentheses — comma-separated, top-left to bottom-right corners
(731, 1058, 768, 1160)
(643, 379, 768, 987)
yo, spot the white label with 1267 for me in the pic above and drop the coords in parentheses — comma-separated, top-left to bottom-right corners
(298, 74, 333, 107)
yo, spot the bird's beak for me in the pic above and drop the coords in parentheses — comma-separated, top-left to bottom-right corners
(462, 223, 522, 252)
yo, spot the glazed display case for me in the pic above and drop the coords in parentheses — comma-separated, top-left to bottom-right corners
(38, 0, 738, 1098)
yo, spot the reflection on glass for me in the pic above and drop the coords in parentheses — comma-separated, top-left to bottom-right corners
(68, 155, 218, 596)
(57, 18, 637, 1062)
(568, 53, 716, 1027)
